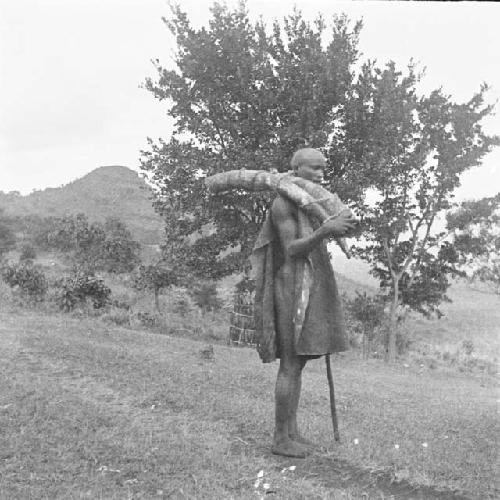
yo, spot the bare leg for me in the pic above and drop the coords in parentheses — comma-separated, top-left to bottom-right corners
(287, 358, 315, 447)
(287, 368, 302, 438)
(272, 357, 308, 458)
(272, 269, 310, 458)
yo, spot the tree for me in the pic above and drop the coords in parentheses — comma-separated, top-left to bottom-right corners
(133, 263, 178, 311)
(142, 3, 363, 279)
(0, 209, 16, 258)
(41, 213, 140, 273)
(1, 261, 48, 301)
(143, 3, 499, 362)
(46, 213, 106, 265)
(100, 218, 141, 273)
(342, 64, 499, 361)
(447, 193, 500, 294)
(55, 269, 111, 312)
(344, 292, 385, 359)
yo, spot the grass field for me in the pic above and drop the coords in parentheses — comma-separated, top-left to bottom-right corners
(1, 309, 498, 499)
(407, 280, 500, 363)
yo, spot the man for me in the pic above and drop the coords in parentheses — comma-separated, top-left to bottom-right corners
(252, 148, 357, 458)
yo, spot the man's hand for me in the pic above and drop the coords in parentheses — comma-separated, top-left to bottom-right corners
(320, 212, 357, 239)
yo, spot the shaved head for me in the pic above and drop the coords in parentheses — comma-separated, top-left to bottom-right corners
(290, 148, 326, 171)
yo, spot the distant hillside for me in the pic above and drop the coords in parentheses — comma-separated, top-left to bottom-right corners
(0, 166, 164, 245)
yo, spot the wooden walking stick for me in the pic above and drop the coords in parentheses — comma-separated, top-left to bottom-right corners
(325, 354, 340, 442)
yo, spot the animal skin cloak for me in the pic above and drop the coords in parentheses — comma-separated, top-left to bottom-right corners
(251, 196, 348, 363)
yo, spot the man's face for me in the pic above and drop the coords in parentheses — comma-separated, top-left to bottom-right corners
(296, 156, 326, 184)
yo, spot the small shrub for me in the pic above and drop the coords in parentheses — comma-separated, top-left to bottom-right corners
(0, 279, 14, 306)
(235, 275, 255, 295)
(1, 261, 47, 301)
(110, 298, 131, 310)
(55, 271, 111, 312)
(396, 330, 412, 356)
(190, 281, 222, 311)
(19, 244, 36, 261)
(169, 286, 198, 316)
(461, 339, 474, 356)
(102, 309, 131, 326)
(137, 311, 159, 328)
(344, 292, 387, 358)
(133, 263, 178, 310)
(205, 325, 224, 341)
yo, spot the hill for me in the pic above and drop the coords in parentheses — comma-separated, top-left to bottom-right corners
(0, 166, 164, 245)
(2, 169, 498, 361)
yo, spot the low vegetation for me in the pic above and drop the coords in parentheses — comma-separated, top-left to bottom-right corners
(0, 232, 498, 498)
(1, 163, 498, 498)
(0, 308, 497, 499)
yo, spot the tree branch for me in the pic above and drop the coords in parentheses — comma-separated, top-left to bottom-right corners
(407, 196, 441, 287)
(382, 237, 396, 280)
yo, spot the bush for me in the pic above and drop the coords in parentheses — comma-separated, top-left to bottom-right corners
(462, 339, 474, 356)
(395, 328, 412, 356)
(1, 261, 47, 300)
(137, 311, 159, 328)
(133, 263, 179, 310)
(102, 308, 131, 327)
(35, 214, 140, 273)
(343, 292, 387, 358)
(19, 244, 36, 261)
(190, 281, 222, 311)
(99, 218, 141, 273)
(110, 298, 131, 311)
(168, 286, 198, 316)
(0, 212, 16, 257)
(55, 270, 111, 312)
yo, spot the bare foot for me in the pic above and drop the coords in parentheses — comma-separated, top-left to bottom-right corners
(271, 438, 308, 458)
(289, 434, 316, 449)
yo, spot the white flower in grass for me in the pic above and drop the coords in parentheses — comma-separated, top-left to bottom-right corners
(263, 483, 270, 490)
(289, 465, 296, 471)
(257, 470, 264, 478)
(422, 442, 428, 448)
(353, 438, 359, 445)
(394, 444, 399, 449)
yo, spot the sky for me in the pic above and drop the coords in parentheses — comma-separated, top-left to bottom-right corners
(1, 0, 499, 200)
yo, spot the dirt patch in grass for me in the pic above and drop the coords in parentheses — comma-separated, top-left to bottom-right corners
(1, 310, 498, 499)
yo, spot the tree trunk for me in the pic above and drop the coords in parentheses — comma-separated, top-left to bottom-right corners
(154, 287, 160, 311)
(386, 278, 399, 363)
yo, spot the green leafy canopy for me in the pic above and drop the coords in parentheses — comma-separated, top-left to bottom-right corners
(447, 193, 500, 294)
(141, 2, 363, 279)
(141, 2, 499, 329)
